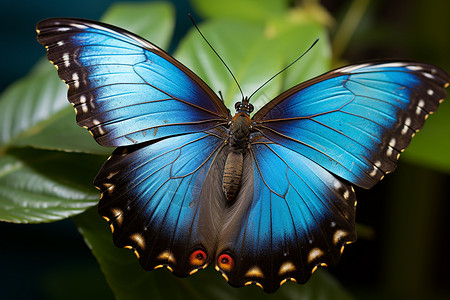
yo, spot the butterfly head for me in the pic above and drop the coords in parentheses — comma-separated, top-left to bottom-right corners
(234, 97, 254, 115)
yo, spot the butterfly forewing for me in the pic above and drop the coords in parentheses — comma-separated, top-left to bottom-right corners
(36, 18, 229, 147)
(252, 62, 449, 189)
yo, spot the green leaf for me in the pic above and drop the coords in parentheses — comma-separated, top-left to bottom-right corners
(74, 208, 353, 300)
(191, 0, 290, 22)
(402, 100, 450, 173)
(174, 16, 330, 113)
(0, 60, 80, 152)
(100, 1, 175, 50)
(0, 148, 103, 223)
(0, 1, 175, 155)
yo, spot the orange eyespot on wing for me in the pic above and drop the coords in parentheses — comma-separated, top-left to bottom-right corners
(189, 249, 208, 267)
(217, 253, 234, 272)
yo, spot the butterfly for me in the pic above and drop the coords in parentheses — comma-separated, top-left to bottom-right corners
(36, 18, 449, 293)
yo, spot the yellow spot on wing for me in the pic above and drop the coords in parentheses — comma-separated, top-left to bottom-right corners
(189, 269, 199, 275)
(130, 233, 146, 250)
(333, 230, 348, 245)
(278, 261, 296, 275)
(280, 277, 297, 286)
(244, 281, 263, 289)
(245, 266, 264, 278)
(157, 250, 176, 264)
(219, 272, 229, 281)
(311, 263, 327, 274)
(308, 248, 324, 263)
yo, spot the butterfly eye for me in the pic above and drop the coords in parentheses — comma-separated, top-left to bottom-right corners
(234, 102, 241, 111)
(248, 103, 254, 113)
(189, 249, 207, 266)
(217, 253, 234, 271)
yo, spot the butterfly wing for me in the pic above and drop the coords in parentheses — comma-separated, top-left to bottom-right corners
(36, 18, 231, 275)
(96, 128, 228, 276)
(215, 62, 449, 292)
(253, 62, 448, 188)
(216, 133, 356, 293)
(36, 18, 229, 147)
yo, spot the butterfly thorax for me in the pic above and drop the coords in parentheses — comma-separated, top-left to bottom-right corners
(222, 101, 252, 202)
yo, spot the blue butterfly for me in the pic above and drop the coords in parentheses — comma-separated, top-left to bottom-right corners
(36, 18, 449, 293)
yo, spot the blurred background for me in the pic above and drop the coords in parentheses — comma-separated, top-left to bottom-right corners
(0, 0, 449, 299)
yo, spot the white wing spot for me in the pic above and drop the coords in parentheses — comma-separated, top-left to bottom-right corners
(369, 167, 378, 177)
(423, 72, 434, 79)
(98, 126, 106, 135)
(72, 72, 80, 88)
(376, 62, 406, 68)
(418, 99, 425, 108)
(415, 106, 422, 116)
(427, 89, 434, 96)
(405, 117, 412, 127)
(343, 190, 350, 200)
(71, 23, 87, 29)
(387, 146, 394, 157)
(401, 124, 409, 135)
(389, 138, 397, 147)
(333, 180, 342, 189)
(406, 65, 423, 71)
(80, 95, 87, 103)
(57, 27, 70, 32)
(63, 53, 70, 67)
(57, 41, 64, 47)
(338, 63, 370, 73)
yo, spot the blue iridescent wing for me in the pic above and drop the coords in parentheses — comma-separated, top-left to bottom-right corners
(253, 62, 449, 188)
(36, 18, 231, 275)
(215, 62, 449, 292)
(216, 134, 357, 293)
(95, 128, 228, 276)
(36, 18, 229, 147)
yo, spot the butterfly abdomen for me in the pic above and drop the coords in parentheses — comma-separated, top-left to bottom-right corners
(223, 151, 243, 201)
(223, 112, 251, 201)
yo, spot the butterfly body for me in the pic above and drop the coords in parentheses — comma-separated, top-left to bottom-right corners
(223, 99, 253, 201)
(36, 18, 449, 293)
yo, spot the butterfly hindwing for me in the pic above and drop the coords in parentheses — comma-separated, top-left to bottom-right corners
(253, 62, 448, 188)
(215, 133, 357, 293)
(36, 18, 229, 147)
(95, 128, 228, 276)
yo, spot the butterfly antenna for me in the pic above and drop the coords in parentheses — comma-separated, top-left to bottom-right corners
(248, 38, 319, 100)
(189, 14, 245, 100)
